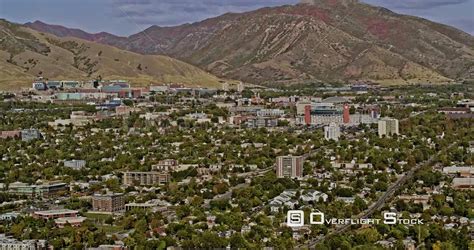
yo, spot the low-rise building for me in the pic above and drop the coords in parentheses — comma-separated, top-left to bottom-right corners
(55, 216, 87, 228)
(125, 199, 171, 212)
(0, 130, 21, 139)
(20, 129, 41, 142)
(64, 160, 87, 170)
(443, 166, 473, 177)
(33, 209, 79, 220)
(123, 171, 171, 186)
(452, 178, 474, 190)
(8, 182, 67, 198)
(152, 159, 179, 172)
(0, 212, 20, 221)
(0, 234, 48, 250)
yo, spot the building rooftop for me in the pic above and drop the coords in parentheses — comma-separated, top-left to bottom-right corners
(34, 209, 78, 216)
(54, 216, 87, 224)
(322, 96, 348, 104)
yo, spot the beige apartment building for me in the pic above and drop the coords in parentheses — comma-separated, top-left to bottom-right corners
(123, 171, 170, 186)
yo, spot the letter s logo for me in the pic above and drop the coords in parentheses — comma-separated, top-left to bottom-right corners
(287, 210, 304, 227)
(384, 212, 397, 225)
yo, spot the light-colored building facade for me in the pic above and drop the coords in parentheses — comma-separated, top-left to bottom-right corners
(378, 118, 399, 137)
(0, 235, 47, 250)
(452, 177, 474, 190)
(64, 160, 86, 170)
(20, 129, 41, 142)
(324, 123, 341, 141)
(33, 209, 78, 220)
(123, 172, 170, 186)
(152, 159, 179, 172)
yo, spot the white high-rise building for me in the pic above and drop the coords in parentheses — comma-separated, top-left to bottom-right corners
(324, 123, 341, 141)
(378, 118, 399, 137)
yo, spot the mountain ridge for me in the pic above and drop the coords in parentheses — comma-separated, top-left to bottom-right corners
(0, 19, 223, 90)
(24, 0, 474, 85)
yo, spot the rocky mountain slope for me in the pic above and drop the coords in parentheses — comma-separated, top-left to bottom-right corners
(26, 0, 474, 85)
(0, 19, 222, 90)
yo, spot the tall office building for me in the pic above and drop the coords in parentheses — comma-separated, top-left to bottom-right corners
(378, 118, 399, 137)
(276, 156, 304, 178)
(324, 123, 341, 141)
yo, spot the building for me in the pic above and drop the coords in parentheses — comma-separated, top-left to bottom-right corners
(125, 199, 171, 212)
(256, 109, 285, 117)
(0, 212, 20, 221)
(0, 130, 21, 139)
(152, 159, 179, 172)
(443, 166, 473, 177)
(304, 103, 342, 126)
(55, 217, 87, 228)
(452, 178, 474, 190)
(0, 234, 48, 250)
(276, 156, 304, 178)
(8, 182, 67, 198)
(296, 101, 312, 116)
(88, 245, 127, 250)
(70, 111, 96, 126)
(21, 129, 41, 142)
(324, 123, 341, 141)
(46, 81, 62, 89)
(64, 160, 87, 170)
(61, 81, 80, 89)
(378, 118, 399, 137)
(246, 117, 278, 128)
(33, 209, 78, 220)
(32, 82, 47, 91)
(92, 193, 125, 213)
(123, 172, 170, 186)
(115, 105, 135, 116)
(438, 107, 470, 114)
(149, 85, 169, 93)
(297, 101, 378, 126)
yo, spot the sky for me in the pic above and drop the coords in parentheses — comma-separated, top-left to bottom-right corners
(0, 0, 473, 36)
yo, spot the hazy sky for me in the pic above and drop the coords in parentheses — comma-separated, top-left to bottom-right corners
(1, 0, 473, 36)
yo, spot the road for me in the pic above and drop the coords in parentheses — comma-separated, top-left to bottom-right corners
(301, 141, 456, 248)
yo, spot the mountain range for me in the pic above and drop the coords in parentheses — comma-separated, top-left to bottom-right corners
(5, 0, 474, 88)
(0, 19, 222, 90)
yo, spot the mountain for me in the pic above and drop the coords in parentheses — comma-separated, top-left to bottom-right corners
(25, 21, 123, 44)
(0, 19, 222, 90)
(26, 0, 474, 85)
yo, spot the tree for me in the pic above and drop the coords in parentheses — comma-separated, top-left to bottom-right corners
(230, 233, 247, 248)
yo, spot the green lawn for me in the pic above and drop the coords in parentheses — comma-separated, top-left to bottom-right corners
(84, 212, 112, 220)
(98, 225, 124, 234)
